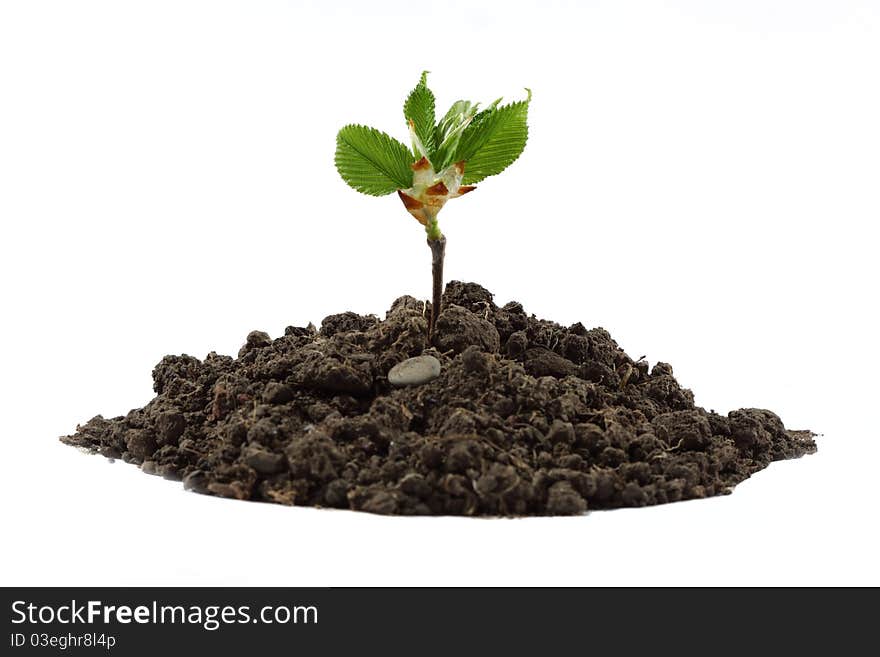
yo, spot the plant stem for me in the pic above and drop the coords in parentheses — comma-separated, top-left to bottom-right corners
(427, 234, 446, 337)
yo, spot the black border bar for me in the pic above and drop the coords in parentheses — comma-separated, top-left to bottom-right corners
(2, 587, 875, 654)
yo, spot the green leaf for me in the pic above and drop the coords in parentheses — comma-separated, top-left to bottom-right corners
(403, 71, 436, 158)
(466, 97, 502, 131)
(432, 100, 480, 170)
(335, 124, 414, 196)
(457, 90, 530, 184)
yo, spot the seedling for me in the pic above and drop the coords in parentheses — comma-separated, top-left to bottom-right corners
(335, 72, 530, 334)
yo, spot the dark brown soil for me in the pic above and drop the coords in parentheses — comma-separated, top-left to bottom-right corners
(61, 282, 816, 516)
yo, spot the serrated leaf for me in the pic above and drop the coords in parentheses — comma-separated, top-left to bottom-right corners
(466, 97, 502, 132)
(403, 71, 436, 158)
(457, 91, 530, 184)
(335, 124, 414, 196)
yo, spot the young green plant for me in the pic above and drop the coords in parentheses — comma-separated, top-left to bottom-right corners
(335, 72, 530, 335)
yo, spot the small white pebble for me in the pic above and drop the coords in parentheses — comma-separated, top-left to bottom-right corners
(388, 355, 442, 387)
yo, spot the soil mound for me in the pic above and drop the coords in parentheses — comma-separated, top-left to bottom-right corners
(62, 282, 816, 516)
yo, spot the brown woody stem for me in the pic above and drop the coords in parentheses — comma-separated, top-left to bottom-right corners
(428, 235, 446, 337)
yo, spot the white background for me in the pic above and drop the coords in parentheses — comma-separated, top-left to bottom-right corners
(1, 0, 877, 586)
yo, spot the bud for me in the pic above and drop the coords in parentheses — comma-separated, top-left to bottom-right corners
(397, 159, 476, 228)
